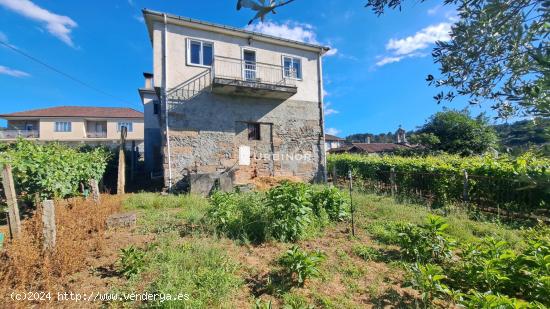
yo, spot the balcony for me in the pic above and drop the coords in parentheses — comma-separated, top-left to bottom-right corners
(86, 121, 107, 138)
(86, 132, 107, 138)
(211, 56, 298, 100)
(0, 130, 39, 139)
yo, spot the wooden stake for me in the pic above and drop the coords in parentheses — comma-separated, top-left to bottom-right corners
(2, 164, 21, 239)
(89, 178, 100, 204)
(390, 168, 396, 197)
(117, 126, 128, 195)
(348, 170, 355, 237)
(42, 200, 56, 250)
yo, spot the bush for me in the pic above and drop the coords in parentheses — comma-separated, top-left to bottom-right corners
(328, 152, 550, 211)
(265, 182, 317, 242)
(279, 246, 326, 286)
(206, 182, 348, 243)
(397, 215, 455, 263)
(310, 186, 350, 221)
(407, 263, 451, 305)
(0, 140, 109, 199)
(207, 191, 267, 243)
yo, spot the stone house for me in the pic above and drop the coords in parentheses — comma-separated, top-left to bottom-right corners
(138, 9, 330, 193)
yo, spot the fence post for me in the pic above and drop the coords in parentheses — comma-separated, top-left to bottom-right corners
(89, 178, 101, 204)
(2, 164, 21, 239)
(42, 200, 56, 250)
(390, 168, 396, 197)
(462, 169, 469, 210)
(348, 170, 355, 237)
(332, 165, 337, 186)
(117, 127, 127, 195)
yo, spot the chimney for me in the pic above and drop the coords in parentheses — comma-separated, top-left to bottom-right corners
(143, 72, 154, 89)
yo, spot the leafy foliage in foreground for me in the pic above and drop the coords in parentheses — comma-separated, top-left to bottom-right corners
(279, 246, 326, 286)
(0, 140, 109, 199)
(118, 246, 145, 278)
(207, 182, 350, 243)
(370, 215, 550, 307)
(329, 152, 550, 210)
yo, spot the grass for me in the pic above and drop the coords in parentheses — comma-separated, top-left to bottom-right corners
(354, 193, 522, 246)
(3, 188, 534, 308)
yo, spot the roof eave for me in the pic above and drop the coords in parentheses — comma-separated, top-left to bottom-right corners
(142, 9, 330, 54)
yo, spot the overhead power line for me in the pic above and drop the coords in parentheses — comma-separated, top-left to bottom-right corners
(0, 40, 138, 107)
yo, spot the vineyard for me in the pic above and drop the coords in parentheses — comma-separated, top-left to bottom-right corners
(0, 140, 110, 199)
(328, 153, 550, 214)
(0, 140, 549, 308)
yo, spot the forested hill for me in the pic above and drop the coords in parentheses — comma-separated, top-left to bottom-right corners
(346, 118, 549, 154)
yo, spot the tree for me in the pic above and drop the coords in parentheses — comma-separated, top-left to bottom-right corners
(365, 0, 549, 119)
(412, 109, 498, 155)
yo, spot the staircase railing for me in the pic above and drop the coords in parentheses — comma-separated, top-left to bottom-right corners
(167, 69, 212, 102)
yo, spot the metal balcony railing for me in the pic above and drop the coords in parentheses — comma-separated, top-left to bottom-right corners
(213, 56, 296, 87)
(0, 130, 39, 139)
(86, 132, 107, 138)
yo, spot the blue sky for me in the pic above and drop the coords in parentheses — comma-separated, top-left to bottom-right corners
(0, 0, 501, 136)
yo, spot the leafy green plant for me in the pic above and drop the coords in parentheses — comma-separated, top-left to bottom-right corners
(266, 182, 316, 242)
(352, 244, 381, 261)
(459, 291, 536, 308)
(0, 140, 109, 199)
(118, 246, 145, 278)
(328, 152, 550, 211)
(253, 298, 273, 309)
(397, 215, 455, 263)
(279, 246, 326, 286)
(407, 263, 451, 305)
(310, 186, 350, 221)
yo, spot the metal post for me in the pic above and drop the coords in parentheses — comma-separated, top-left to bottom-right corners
(463, 169, 469, 210)
(348, 170, 355, 237)
(390, 167, 396, 197)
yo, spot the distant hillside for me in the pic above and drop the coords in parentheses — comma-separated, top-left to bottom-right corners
(494, 118, 550, 154)
(345, 118, 549, 155)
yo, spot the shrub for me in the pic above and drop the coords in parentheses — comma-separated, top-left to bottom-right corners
(310, 186, 350, 221)
(118, 246, 145, 278)
(266, 182, 316, 242)
(206, 183, 350, 243)
(396, 215, 455, 263)
(279, 246, 326, 286)
(0, 140, 109, 199)
(207, 191, 267, 243)
(407, 263, 451, 305)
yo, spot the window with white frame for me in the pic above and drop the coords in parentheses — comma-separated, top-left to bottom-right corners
(283, 56, 302, 79)
(117, 122, 133, 132)
(54, 122, 71, 132)
(188, 39, 213, 66)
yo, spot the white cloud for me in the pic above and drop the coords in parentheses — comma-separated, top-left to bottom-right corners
(134, 15, 144, 23)
(0, 65, 30, 77)
(0, 31, 7, 42)
(0, 0, 77, 47)
(386, 22, 451, 56)
(376, 56, 403, 66)
(322, 89, 329, 97)
(326, 128, 341, 136)
(324, 102, 339, 116)
(376, 22, 452, 67)
(245, 21, 337, 56)
(127, 0, 135, 6)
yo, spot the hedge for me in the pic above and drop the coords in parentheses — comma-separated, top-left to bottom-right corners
(328, 153, 550, 212)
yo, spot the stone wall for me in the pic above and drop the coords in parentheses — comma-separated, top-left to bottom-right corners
(161, 92, 325, 192)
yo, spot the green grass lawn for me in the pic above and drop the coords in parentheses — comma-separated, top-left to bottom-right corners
(109, 189, 539, 308)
